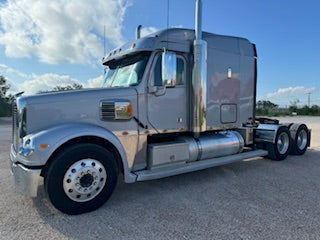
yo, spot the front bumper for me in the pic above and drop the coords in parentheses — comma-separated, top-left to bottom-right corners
(10, 145, 41, 197)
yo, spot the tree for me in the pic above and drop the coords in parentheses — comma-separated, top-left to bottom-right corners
(0, 75, 12, 117)
(297, 105, 320, 116)
(289, 99, 300, 113)
(52, 83, 83, 91)
(0, 75, 10, 98)
(38, 83, 83, 93)
(256, 100, 278, 116)
(257, 100, 278, 110)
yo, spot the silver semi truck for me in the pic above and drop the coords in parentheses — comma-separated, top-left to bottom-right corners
(10, 1, 310, 214)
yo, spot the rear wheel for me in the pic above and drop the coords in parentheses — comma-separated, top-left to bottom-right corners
(44, 143, 118, 215)
(266, 126, 291, 161)
(290, 124, 308, 155)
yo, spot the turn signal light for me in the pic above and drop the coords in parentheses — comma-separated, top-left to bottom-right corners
(40, 144, 49, 149)
(127, 104, 132, 117)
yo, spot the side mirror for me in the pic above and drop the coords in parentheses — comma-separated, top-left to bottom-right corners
(162, 51, 177, 87)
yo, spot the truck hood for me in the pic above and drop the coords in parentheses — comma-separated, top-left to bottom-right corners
(25, 87, 136, 105)
(23, 87, 137, 134)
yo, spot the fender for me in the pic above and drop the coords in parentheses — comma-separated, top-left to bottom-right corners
(255, 124, 280, 143)
(17, 123, 137, 183)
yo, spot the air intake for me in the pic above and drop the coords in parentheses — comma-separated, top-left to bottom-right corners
(100, 101, 115, 120)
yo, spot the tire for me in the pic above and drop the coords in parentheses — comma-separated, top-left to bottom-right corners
(44, 143, 118, 215)
(290, 124, 308, 155)
(266, 126, 291, 161)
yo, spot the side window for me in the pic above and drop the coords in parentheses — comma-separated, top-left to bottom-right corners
(176, 57, 185, 85)
(153, 54, 185, 86)
(154, 56, 162, 86)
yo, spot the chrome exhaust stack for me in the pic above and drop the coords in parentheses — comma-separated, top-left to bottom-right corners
(192, 0, 207, 138)
(136, 25, 142, 39)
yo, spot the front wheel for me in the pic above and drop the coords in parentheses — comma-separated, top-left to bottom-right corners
(44, 143, 118, 215)
(266, 126, 291, 161)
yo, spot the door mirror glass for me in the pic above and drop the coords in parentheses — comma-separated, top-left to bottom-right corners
(162, 51, 176, 87)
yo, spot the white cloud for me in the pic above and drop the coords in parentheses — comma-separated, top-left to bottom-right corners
(2, 64, 105, 94)
(0, 63, 30, 78)
(0, 0, 130, 64)
(18, 73, 105, 95)
(19, 73, 81, 94)
(140, 27, 159, 37)
(87, 75, 103, 88)
(267, 86, 315, 99)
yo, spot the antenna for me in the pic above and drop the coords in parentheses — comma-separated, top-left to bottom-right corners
(307, 92, 311, 108)
(167, 0, 169, 30)
(103, 25, 106, 57)
(165, 0, 169, 50)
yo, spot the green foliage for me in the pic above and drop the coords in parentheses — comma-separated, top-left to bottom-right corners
(0, 75, 11, 117)
(52, 83, 83, 91)
(0, 75, 10, 98)
(296, 105, 320, 116)
(289, 99, 300, 112)
(256, 99, 320, 117)
(256, 100, 279, 116)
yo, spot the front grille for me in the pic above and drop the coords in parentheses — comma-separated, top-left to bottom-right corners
(12, 102, 19, 151)
(100, 101, 115, 120)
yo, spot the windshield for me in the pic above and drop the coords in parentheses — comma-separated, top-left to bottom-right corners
(103, 52, 150, 88)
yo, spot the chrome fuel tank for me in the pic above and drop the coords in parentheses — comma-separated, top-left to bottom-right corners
(178, 131, 244, 161)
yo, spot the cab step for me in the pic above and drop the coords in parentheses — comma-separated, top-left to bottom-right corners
(135, 149, 268, 181)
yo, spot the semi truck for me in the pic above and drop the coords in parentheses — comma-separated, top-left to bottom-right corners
(10, 0, 311, 214)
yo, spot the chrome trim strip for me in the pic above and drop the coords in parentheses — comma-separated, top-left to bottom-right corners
(135, 149, 268, 181)
(192, 40, 207, 137)
(192, 0, 207, 138)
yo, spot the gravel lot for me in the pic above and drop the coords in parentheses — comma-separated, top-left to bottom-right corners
(0, 116, 319, 240)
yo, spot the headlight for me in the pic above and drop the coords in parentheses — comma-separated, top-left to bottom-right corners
(18, 138, 34, 157)
(115, 101, 132, 120)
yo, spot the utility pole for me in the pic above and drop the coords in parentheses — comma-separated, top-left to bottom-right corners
(307, 92, 311, 108)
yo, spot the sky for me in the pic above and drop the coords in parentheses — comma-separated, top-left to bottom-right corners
(0, 0, 319, 107)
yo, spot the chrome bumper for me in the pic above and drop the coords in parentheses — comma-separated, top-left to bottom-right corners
(10, 145, 41, 197)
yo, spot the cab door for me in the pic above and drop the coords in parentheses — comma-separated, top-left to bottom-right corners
(147, 53, 188, 133)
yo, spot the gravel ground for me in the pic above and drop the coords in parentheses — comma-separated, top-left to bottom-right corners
(0, 116, 319, 240)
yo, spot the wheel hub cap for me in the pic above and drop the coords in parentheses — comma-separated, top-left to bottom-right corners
(63, 159, 107, 202)
(297, 129, 307, 150)
(80, 173, 94, 188)
(277, 132, 289, 155)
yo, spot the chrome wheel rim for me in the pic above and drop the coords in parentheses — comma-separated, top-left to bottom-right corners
(277, 132, 289, 155)
(63, 159, 107, 202)
(297, 129, 308, 150)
